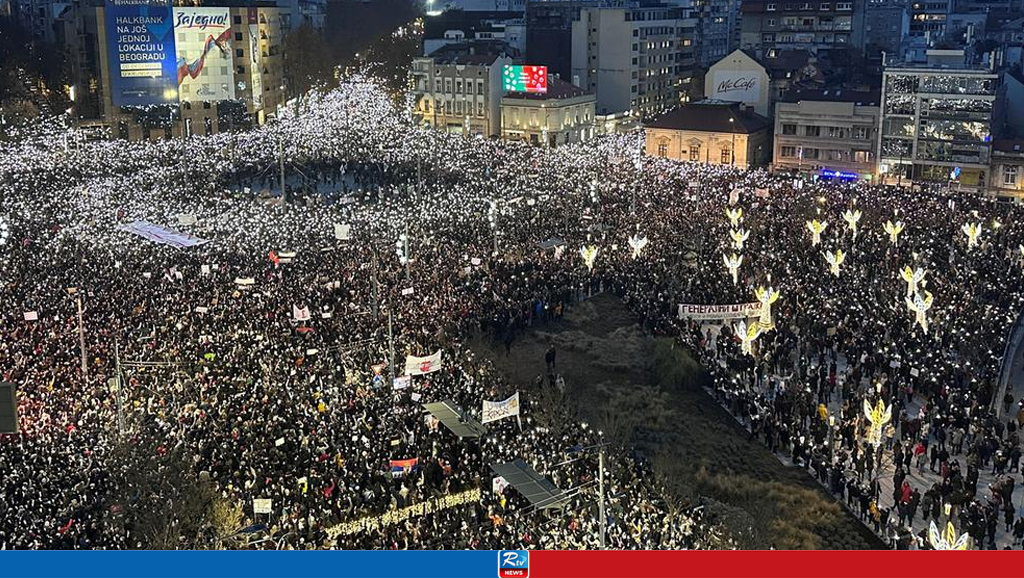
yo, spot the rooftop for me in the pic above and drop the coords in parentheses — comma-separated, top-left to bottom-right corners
(994, 139, 1024, 154)
(427, 39, 519, 64)
(780, 87, 881, 106)
(644, 101, 771, 134)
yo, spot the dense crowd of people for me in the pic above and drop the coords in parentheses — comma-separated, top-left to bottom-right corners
(1, 73, 1022, 551)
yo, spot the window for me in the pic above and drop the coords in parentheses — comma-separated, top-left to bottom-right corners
(820, 2, 830, 8)
(456, 80, 462, 94)
(477, 81, 484, 95)
(237, 65, 245, 74)
(782, 123, 797, 135)
(235, 33, 243, 41)
(233, 15, 242, 24)
(781, 146, 796, 157)
(805, 125, 820, 137)
(721, 148, 732, 164)
(689, 145, 701, 161)
(836, 2, 851, 8)
(853, 126, 868, 139)
(657, 142, 668, 157)
(767, 18, 776, 26)
(235, 48, 244, 58)
(766, 2, 776, 9)
(1006, 166, 1019, 186)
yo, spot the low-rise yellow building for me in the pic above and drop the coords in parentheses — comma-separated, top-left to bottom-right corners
(500, 77, 596, 147)
(644, 100, 771, 169)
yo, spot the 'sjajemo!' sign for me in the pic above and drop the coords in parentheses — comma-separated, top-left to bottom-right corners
(678, 302, 762, 321)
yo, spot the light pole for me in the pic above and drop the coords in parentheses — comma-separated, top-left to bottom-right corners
(729, 117, 736, 167)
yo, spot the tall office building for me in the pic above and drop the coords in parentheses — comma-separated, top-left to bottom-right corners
(739, 0, 867, 57)
(877, 51, 997, 190)
(571, 3, 698, 117)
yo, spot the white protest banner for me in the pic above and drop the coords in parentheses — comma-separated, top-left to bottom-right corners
(401, 287, 414, 296)
(195, 306, 209, 314)
(23, 311, 38, 321)
(292, 305, 311, 321)
(470, 258, 482, 266)
(176, 213, 198, 227)
(253, 498, 273, 514)
(234, 277, 255, 287)
(482, 392, 520, 424)
(393, 375, 411, 390)
(410, 392, 422, 402)
(278, 251, 296, 264)
(493, 476, 509, 494)
(201, 264, 211, 275)
(729, 189, 740, 206)
(677, 302, 763, 321)
(334, 223, 352, 241)
(405, 350, 442, 376)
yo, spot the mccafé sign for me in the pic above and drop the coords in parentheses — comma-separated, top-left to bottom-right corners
(716, 77, 757, 93)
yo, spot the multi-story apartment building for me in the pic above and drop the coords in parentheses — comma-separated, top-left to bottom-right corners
(692, 0, 741, 66)
(877, 53, 997, 191)
(864, 0, 909, 58)
(411, 42, 514, 136)
(773, 88, 880, 180)
(990, 139, 1024, 199)
(571, 3, 698, 117)
(500, 76, 597, 145)
(739, 0, 866, 57)
(61, 0, 286, 140)
(525, 0, 612, 83)
(908, 0, 951, 40)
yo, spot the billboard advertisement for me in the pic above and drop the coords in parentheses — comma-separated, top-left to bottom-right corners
(247, 8, 264, 111)
(173, 7, 235, 102)
(104, 0, 178, 107)
(709, 70, 760, 104)
(502, 65, 547, 94)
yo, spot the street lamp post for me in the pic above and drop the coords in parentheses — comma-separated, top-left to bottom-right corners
(729, 117, 736, 167)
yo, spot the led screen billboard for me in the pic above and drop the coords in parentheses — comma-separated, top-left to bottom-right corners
(502, 65, 548, 94)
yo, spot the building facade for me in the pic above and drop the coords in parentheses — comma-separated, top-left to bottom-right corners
(644, 100, 771, 168)
(773, 88, 880, 180)
(411, 49, 513, 137)
(739, 0, 866, 57)
(571, 4, 698, 117)
(63, 1, 285, 140)
(990, 139, 1024, 199)
(692, 0, 741, 66)
(877, 57, 997, 190)
(704, 49, 771, 116)
(500, 76, 596, 145)
(864, 0, 909, 58)
(908, 0, 951, 39)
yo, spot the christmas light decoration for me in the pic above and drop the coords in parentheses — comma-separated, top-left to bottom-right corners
(806, 219, 827, 246)
(580, 245, 599, 272)
(928, 521, 970, 550)
(883, 220, 904, 246)
(723, 253, 743, 285)
(726, 207, 743, 228)
(628, 234, 648, 259)
(754, 286, 780, 332)
(863, 398, 892, 448)
(730, 228, 750, 250)
(961, 222, 982, 248)
(900, 266, 926, 296)
(842, 209, 861, 237)
(734, 320, 762, 356)
(824, 249, 845, 277)
(906, 290, 934, 331)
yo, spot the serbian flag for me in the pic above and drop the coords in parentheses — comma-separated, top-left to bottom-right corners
(268, 251, 280, 265)
(389, 458, 419, 477)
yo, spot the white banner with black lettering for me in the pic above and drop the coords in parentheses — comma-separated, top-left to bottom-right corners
(678, 302, 763, 321)
(405, 350, 443, 376)
(482, 392, 520, 424)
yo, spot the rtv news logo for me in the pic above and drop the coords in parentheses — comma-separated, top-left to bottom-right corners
(498, 550, 529, 578)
